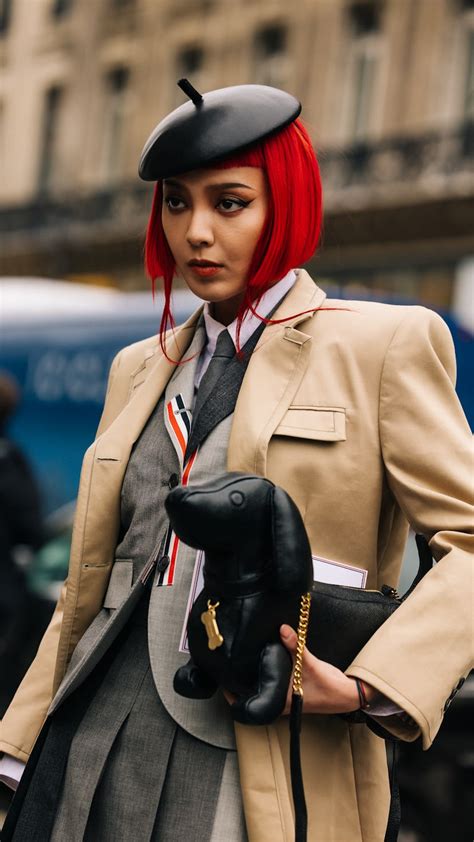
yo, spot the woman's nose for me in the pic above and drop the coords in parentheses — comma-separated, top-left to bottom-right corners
(186, 210, 214, 247)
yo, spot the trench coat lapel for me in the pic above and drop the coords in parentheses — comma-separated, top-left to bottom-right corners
(227, 268, 326, 475)
(90, 310, 205, 537)
(95, 313, 202, 464)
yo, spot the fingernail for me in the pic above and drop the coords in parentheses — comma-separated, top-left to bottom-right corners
(280, 625, 291, 639)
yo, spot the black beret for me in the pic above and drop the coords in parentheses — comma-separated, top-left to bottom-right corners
(138, 79, 301, 181)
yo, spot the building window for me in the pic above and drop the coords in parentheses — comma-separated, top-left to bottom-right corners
(0, 101, 4, 174)
(173, 46, 205, 106)
(349, 2, 381, 36)
(51, 0, 74, 18)
(37, 86, 63, 194)
(0, 0, 12, 35)
(253, 24, 290, 88)
(351, 50, 378, 140)
(464, 29, 474, 118)
(178, 46, 204, 77)
(101, 66, 130, 184)
(345, 4, 383, 142)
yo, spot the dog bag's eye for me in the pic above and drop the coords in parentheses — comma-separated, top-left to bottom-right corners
(230, 491, 244, 507)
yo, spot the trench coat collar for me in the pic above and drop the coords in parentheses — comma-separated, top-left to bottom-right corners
(94, 268, 325, 468)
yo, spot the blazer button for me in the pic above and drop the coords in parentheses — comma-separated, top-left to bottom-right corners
(168, 473, 180, 489)
(157, 555, 170, 573)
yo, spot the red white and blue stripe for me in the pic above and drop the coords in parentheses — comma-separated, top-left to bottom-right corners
(160, 395, 197, 587)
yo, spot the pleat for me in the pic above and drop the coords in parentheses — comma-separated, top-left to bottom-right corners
(51, 614, 153, 842)
(83, 664, 177, 842)
(150, 726, 226, 842)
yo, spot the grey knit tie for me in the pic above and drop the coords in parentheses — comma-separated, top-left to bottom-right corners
(192, 328, 235, 421)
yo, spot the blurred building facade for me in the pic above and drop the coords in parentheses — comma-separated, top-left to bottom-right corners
(0, 0, 473, 323)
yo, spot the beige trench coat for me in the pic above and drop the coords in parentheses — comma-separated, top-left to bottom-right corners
(1, 269, 473, 841)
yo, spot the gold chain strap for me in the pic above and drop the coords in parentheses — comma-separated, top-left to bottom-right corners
(292, 592, 311, 696)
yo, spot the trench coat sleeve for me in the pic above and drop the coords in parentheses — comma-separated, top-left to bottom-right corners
(346, 307, 473, 749)
(0, 582, 68, 762)
(0, 350, 124, 763)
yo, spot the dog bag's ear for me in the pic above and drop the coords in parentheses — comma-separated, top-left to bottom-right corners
(271, 487, 313, 591)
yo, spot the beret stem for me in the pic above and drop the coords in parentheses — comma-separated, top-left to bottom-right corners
(178, 78, 203, 107)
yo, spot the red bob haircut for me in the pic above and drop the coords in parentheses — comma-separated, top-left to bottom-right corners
(144, 117, 323, 353)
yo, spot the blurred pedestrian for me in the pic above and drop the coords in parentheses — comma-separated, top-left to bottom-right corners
(0, 372, 44, 717)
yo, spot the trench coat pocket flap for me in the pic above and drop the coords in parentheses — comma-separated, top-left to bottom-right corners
(103, 560, 134, 609)
(273, 406, 346, 441)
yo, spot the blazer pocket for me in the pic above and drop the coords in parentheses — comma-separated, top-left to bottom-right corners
(273, 406, 346, 442)
(103, 559, 134, 609)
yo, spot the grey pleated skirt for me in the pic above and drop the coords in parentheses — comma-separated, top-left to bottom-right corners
(7, 590, 247, 842)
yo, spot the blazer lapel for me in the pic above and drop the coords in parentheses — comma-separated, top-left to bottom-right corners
(227, 269, 326, 476)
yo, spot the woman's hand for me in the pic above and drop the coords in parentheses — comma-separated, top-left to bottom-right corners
(280, 624, 378, 715)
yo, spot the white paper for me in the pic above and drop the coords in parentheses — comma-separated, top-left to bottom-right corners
(312, 554, 367, 588)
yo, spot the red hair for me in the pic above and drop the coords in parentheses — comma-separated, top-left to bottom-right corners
(144, 118, 323, 355)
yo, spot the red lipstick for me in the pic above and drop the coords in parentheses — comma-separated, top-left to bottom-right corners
(188, 259, 223, 277)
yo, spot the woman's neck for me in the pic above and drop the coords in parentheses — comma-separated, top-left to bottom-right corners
(209, 293, 245, 326)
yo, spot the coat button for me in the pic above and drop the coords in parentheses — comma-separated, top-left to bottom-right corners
(168, 473, 179, 489)
(157, 555, 170, 573)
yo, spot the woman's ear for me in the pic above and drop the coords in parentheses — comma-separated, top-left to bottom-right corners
(270, 486, 313, 592)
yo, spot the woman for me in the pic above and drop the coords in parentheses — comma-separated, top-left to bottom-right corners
(0, 80, 472, 842)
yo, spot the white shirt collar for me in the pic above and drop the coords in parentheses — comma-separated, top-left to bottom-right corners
(202, 268, 297, 355)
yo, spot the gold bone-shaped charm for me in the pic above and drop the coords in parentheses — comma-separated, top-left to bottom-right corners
(201, 600, 224, 650)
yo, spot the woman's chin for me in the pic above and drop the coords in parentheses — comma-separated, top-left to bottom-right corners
(180, 273, 245, 307)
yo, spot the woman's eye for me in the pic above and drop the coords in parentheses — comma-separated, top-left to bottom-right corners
(164, 196, 185, 211)
(218, 198, 249, 212)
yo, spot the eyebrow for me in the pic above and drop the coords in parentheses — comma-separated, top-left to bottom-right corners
(163, 179, 256, 191)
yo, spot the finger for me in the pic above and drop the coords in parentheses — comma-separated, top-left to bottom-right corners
(280, 624, 297, 654)
(281, 624, 321, 683)
(223, 689, 236, 705)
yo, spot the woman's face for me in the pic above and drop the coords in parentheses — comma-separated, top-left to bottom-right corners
(161, 166, 269, 324)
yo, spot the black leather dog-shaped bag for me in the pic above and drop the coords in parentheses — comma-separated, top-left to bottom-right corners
(166, 471, 433, 723)
(165, 472, 313, 726)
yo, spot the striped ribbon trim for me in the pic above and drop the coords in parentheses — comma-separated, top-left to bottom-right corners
(160, 395, 198, 587)
(165, 394, 191, 464)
